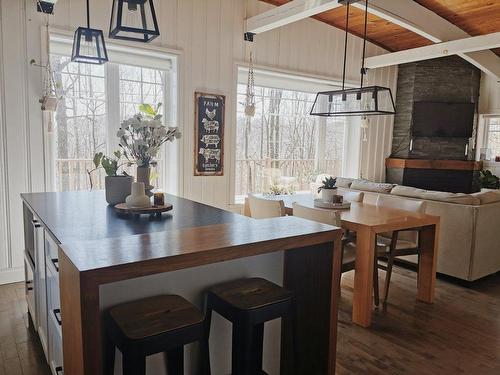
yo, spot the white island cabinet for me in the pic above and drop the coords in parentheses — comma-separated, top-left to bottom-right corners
(23, 204, 64, 375)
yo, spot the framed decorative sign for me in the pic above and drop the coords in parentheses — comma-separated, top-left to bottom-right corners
(194, 92, 225, 176)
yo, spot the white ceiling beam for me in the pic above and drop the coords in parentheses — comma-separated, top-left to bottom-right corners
(351, 0, 500, 80)
(247, 0, 500, 80)
(246, 0, 342, 34)
(365, 32, 500, 69)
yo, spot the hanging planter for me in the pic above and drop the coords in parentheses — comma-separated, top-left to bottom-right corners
(72, 0, 109, 65)
(244, 52, 256, 118)
(30, 58, 62, 113)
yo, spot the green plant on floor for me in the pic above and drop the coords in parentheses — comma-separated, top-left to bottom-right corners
(479, 170, 500, 189)
(317, 176, 337, 193)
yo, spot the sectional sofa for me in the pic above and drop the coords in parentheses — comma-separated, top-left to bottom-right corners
(312, 176, 500, 282)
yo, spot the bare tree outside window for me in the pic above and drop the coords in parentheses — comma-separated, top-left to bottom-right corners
(235, 84, 345, 197)
(51, 54, 168, 192)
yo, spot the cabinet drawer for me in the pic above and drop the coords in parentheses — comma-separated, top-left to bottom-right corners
(24, 253, 37, 328)
(48, 306, 63, 375)
(45, 233, 59, 265)
(47, 264, 61, 335)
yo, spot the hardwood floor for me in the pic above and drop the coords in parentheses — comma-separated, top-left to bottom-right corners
(0, 267, 499, 375)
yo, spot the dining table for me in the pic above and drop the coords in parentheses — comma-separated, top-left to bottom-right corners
(249, 192, 440, 327)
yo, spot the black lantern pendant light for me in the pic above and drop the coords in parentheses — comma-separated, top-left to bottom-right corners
(109, 0, 160, 43)
(71, 0, 109, 65)
(310, 0, 396, 117)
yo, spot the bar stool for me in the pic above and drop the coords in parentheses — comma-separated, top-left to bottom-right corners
(104, 295, 205, 375)
(202, 278, 296, 375)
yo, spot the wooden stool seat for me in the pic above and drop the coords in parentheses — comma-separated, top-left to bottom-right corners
(208, 277, 293, 311)
(109, 295, 204, 340)
(105, 295, 205, 375)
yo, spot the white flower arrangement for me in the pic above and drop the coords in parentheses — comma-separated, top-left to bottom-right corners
(117, 103, 181, 167)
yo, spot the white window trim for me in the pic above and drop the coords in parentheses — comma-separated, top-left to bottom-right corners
(478, 114, 500, 164)
(232, 64, 362, 202)
(45, 28, 182, 194)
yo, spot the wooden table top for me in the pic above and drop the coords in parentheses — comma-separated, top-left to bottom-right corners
(22, 191, 342, 278)
(21, 191, 248, 244)
(262, 193, 440, 232)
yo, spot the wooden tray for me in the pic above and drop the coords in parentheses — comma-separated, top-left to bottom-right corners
(114, 203, 173, 217)
(313, 199, 351, 210)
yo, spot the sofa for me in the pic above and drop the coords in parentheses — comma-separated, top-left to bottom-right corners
(312, 176, 500, 282)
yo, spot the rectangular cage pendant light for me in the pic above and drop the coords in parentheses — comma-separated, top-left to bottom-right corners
(72, 27, 109, 65)
(310, 86, 395, 117)
(109, 0, 160, 43)
(71, 0, 109, 65)
(310, 0, 396, 117)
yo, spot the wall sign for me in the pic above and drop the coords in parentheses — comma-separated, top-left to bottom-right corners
(194, 92, 225, 176)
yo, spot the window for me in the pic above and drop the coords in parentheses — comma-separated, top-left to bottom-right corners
(484, 117, 500, 159)
(235, 81, 347, 198)
(49, 40, 176, 192)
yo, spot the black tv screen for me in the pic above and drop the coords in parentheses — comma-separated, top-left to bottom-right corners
(411, 102, 474, 138)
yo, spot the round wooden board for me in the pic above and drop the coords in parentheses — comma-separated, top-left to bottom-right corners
(313, 199, 351, 210)
(114, 203, 173, 216)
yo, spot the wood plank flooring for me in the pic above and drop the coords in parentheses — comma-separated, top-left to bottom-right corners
(0, 267, 499, 375)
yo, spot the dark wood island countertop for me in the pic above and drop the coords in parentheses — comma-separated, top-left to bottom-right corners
(21, 191, 343, 375)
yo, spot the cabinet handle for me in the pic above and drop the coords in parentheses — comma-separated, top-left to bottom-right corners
(32, 219, 41, 228)
(53, 309, 62, 326)
(51, 258, 59, 272)
(55, 366, 63, 375)
(26, 281, 34, 291)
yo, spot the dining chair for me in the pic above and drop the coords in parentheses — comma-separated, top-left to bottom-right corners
(292, 203, 378, 305)
(246, 194, 286, 219)
(341, 191, 364, 203)
(375, 195, 427, 307)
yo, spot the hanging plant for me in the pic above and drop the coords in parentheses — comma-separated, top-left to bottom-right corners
(245, 51, 256, 118)
(31, 59, 62, 113)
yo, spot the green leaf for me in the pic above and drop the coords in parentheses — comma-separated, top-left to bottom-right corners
(93, 152, 103, 169)
(101, 157, 118, 176)
(113, 150, 121, 159)
(139, 104, 156, 117)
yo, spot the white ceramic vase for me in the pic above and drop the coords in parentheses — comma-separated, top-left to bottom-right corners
(125, 182, 151, 209)
(321, 188, 338, 203)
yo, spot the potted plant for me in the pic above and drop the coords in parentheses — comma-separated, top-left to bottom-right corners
(317, 176, 338, 202)
(117, 103, 181, 196)
(88, 151, 133, 206)
(479, 170, 500, 190)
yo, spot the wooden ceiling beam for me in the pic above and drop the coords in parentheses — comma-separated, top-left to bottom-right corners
(365, 32, 500, 69)
(246, 0, 342, 34)
(249, 0, 500, 79)
(352, 0, 500, 80)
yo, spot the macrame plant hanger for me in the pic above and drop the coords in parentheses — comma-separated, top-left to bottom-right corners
(244, 31, 256, 118)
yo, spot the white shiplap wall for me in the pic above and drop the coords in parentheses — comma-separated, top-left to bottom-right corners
(0, 0, 397, 283)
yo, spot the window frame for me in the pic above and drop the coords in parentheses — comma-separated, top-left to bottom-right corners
(46, 30, 180, 194)
(232, 66, 360, 202)
(480, 115, 500, 160)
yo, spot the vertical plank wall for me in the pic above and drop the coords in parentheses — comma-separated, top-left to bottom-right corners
(0, 0, 397, 283)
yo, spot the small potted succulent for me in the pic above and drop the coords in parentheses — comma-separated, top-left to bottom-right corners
(88, 151, 133, 206)
(317, 176, 338, 202)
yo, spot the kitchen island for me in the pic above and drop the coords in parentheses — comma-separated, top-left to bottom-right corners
(21, 191, 343, 375)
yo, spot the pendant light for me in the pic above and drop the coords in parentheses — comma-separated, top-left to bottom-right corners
(109, 0, 160, 43)
(71, 0, 109, 65)
(36, 0, 57, 14)
(310, 0, 395, 117)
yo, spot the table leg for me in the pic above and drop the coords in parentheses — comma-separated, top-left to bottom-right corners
(352, 227, 375, 327)
(282, 238, 342, 374)
(59, 251, 102, 375)
(417, 223, 439, 303)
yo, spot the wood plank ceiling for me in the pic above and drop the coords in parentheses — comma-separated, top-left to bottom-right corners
(259, 0, 500, 55)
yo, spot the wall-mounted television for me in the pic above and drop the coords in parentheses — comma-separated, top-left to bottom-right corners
(411, 102, 475, 138)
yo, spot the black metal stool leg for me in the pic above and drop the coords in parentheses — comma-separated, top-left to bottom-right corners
(166, 346, 184, 375)
(252, 323, 264, 373)
(123, 351, 146, 375)
(103, 334, 115, 375)
(200, 297, 213, 375)
(232, 323, 255, 375)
